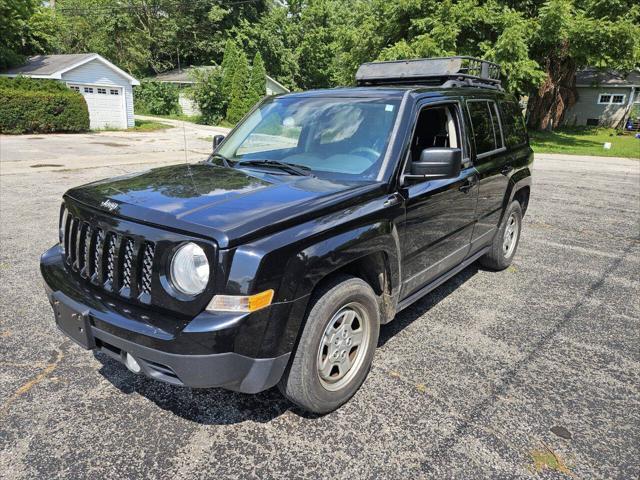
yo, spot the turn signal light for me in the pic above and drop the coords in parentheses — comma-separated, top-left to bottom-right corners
(207, 289, 274, 313)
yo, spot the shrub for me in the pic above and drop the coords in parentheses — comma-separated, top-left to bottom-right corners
(134, 81, 180, 115)
(0, 76, 69, 93)
(0, 77, 89, 134)
(191, 67, 226, 125)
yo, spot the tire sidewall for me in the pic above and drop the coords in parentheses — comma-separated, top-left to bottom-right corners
(288, 277, 379, 413)
(497, 201, 523, 265)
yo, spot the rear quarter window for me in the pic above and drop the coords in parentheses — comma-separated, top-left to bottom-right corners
(499, 101, 528, 147)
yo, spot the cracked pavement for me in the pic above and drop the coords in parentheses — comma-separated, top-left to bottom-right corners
(0, 131, 639, 479)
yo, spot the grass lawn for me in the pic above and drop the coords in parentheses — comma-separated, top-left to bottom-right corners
(529, 127, 639, 159)
(130, 119, 172, 131)
(142, 113, 203, 123)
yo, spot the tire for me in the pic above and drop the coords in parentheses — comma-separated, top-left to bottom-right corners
(279, 274, 380, 414)
(480, 200, 523, 270)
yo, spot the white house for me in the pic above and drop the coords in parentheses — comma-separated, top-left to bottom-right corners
(151, 66, 290, 116)
(562, 69, 640, 128)
(1, 54, 140, 130)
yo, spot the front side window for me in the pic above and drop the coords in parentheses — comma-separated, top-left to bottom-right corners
(467, 100, 498, 156)
(218, 96, 401, 180)
(408, 103, 462, 165)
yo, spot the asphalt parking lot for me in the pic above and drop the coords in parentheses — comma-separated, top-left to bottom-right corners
(0, 131, 638, 479)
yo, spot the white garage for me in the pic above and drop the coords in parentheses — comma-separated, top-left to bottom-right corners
(1, 54, 139, 130)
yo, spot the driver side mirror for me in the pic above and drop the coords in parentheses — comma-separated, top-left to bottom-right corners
(405, 148, 461, 182)
(212, 134, 225, 150)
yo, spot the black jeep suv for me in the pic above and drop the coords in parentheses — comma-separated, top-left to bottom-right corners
(41, 57, 532, 413)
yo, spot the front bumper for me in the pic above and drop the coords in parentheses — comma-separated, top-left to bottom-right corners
(41, 245, 302, 393)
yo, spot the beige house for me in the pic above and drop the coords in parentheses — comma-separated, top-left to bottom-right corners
(562, 69, 640, 128)
(150, 66, 290, 116)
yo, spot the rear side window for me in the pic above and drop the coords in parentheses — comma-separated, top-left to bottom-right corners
(499, 101, 528, 147)
(467, 100, 500, 156)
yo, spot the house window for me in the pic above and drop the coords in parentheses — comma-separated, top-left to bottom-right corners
(598, 93, 625, 104)
(110, 89, 119, 95)
(97, 88, 107, 94)
(69, 85, 80, 92)
(84, 87, 93, 94)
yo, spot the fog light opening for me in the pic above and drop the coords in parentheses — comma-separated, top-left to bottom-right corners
(124, 352, 142, 374)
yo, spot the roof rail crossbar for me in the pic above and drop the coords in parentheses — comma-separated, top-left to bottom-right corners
(355, 56, 503, 90)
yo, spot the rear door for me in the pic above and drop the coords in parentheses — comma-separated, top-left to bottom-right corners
(465, 98, 511, 253)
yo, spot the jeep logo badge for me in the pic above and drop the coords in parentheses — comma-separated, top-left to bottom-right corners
(100, 199, 119, 212)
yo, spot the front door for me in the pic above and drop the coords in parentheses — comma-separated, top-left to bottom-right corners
(399, 101, 479, 298)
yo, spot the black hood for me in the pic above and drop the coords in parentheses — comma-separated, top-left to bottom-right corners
(65, 163, 383, 248)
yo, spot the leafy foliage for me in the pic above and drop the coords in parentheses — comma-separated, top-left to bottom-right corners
(191, 67, 226, 125)
(0, 77, 89, 133)
(247, 52, 267, 111)
(0, 0, 57, 69)
(226, 51, 250, 124)
(2, 0, 638, 129)
(134, 81, 180, 116)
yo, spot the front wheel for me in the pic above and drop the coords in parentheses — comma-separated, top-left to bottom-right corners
(480, 200, 523, 270)
(279, 275, 380, 414)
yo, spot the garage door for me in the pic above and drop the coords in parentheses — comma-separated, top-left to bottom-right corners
(69, 84, 125, 130)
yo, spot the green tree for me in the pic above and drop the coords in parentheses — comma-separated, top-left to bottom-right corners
(226, 51, 249, 124)
(0, 0, 57, 69)
(247, 51, 266, 110)
(527, 0, 640, 129)
(220, 39, 240, 99)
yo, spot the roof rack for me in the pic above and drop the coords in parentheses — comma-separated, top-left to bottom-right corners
(355, 56, 503, 90)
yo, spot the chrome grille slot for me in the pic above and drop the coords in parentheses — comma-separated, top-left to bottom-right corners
(121, 238, 134, 290)
(105, 233, 117, 288)
(82, 224, 93, 278)
(76, 222, 87, 273)
(92, 228, 105, 283)
(68, 217, 79, 265)
(140, 242, 155, 296)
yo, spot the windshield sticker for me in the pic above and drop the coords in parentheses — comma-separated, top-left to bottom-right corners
(385, 104, 394, 112)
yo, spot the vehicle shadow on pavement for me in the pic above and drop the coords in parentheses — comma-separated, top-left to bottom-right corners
(94, 353, 293, 424)
(378, 264, 479, 347)
(93, 263, 480, 424)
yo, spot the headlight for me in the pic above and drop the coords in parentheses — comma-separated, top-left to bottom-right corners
(170, 242, 210, 296)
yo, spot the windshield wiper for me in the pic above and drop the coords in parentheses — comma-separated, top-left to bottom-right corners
(209, 152, 232, 168)
(235, 159, 313, 177)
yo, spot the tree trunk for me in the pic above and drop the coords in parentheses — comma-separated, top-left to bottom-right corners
(527, 50, 577, 130)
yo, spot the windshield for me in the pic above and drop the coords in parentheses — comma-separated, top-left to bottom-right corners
(217, 96, 401, 180)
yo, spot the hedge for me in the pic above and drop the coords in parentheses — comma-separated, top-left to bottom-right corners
(0, 79, 90, 134)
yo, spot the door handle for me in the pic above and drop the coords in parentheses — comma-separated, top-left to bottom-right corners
(459, 179, 476, 193)
(383, 193, 402, 207)
(501, 165, 514, 175)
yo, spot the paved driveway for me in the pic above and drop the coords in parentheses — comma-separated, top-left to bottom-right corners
(0, 116, 228, 175)
(0, 143, 638, 479)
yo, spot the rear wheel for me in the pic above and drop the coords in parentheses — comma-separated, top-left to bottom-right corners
(480, 200, 523, 270)
(279, 275, 379, 414)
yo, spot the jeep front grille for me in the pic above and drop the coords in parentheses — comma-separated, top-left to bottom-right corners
(60, 207, 156, 303)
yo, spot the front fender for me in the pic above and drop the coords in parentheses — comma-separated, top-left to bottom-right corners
(221, 194, 403, 355)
